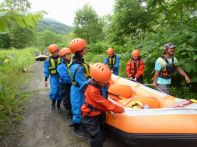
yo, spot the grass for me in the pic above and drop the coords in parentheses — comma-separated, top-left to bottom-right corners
(0, 48, 36, 139)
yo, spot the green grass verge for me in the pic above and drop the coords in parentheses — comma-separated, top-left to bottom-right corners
(0, 48, 36, 138)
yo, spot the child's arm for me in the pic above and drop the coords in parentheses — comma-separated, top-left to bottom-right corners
(103, 57, 108, 65)
(43, 60, 50, 87)
(87, 87, 123, 113)
(126, 60, 132, 77)
(135, 59, 145, 78)
(114, 55, 120, 68)
(57, 64, 72, 84)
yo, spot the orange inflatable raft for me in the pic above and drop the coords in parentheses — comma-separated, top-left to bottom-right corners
(106, 75, 197, 145)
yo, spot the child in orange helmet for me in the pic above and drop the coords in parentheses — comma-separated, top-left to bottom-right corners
(44, 44, 61, 111)
(104, 48, 120, 75)
(69, 38, 90, 137)
(81, 63, 124, 147)
(126, 49, 145, 84)
(57, 48, 73, 125)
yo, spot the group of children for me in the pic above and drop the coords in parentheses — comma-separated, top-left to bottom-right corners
(43, 38, 190, 147)
(104, 47, 145, 84)
(44, 38, 123, 147)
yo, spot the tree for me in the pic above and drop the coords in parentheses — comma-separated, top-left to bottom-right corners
(73, 4, 103, 43)
(35, 31, 63, 49)
(9, 23, 36, 48)
(109, 0, 156, 45)
(4, 0, 31, 12)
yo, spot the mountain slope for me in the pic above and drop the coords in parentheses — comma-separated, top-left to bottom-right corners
(38, 18, 72, 34)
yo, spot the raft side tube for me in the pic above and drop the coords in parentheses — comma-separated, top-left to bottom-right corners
(106, 124, 197, 146)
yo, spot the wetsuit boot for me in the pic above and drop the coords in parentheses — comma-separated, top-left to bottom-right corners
(50, 100, 56, 111)
(66, 110, 73, 126)
(73, 123, 85, 137)
(57, 101, 61, 112)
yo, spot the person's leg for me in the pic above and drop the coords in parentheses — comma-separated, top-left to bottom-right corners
(113, 68, 118, 76)
(54, 77, 61, 112)
(63, 84, 72, 110)
(82, 115, 103, 147)
(100, 113, 106, 142)
(49, 76, 56, 111)
(137, 76, 144, 84)
(60, 84, 67, 109)
(64, 84, 73, 126)
(71, 86, 85, 137)
(157, 83, 170, 94)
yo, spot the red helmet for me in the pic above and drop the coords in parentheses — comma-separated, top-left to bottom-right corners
(59, 48, 71, 57)
(48, 44, 59, 53)
(69, 38, 87, 53)
(90, 63, 111, 82)
(107, 48, 114, 55)
(132, 49, 140, 57)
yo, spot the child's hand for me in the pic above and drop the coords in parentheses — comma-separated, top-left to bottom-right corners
(45, 81, 48, 87)
(110, 111, 116, 118)
(113, 105, 124, 113)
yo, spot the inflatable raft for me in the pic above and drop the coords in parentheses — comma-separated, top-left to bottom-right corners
(106, 75, 197, 145)
(35, 54, 48, 61)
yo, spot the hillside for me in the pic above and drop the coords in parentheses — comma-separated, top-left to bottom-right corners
(38, 18, 72, 34)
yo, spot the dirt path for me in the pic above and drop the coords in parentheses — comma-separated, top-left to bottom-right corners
(5, 62, 126, 147)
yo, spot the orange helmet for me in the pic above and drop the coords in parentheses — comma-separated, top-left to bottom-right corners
(59, 48, 71, 57)
(48, 44, 59, 53)
(90, 63, 111, 82)
(69, 38, 87, 53)
(132, 49, 140, 57)
(107, 48, 114, 55)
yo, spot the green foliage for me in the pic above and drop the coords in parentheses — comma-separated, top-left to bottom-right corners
(73, 4, 104, 43)
(56, 32, 77, 48)
(87, 41, 111, 54)
(0, 0, 43, 49)
(85, 52, 105, 64)
(103, 0, 197, 89)
(109, 0, 155, 44)
(9, 23, 36, 48)
(170, 86, 197, 100)
(72, 0, 197, 97)
(4, 0, 31, 12)
(0, 48, 35, 135)
(35, 31, 63, 49)
(0, 9, 43, 33)
(0, 33, 10, 48)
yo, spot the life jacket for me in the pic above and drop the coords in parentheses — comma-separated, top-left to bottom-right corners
(82, 81, 123, 116)
(129, 58, 141, 77)
(49, 56, 61, 75)
(69, 60, 90, 87)
(82, 81, 103, 116)
(159, 56, 176, 79)
(108, 55, 116, 69)
(62, 60, 72, 78)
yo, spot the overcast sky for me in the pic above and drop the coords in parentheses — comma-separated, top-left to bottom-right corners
(29, 0, 115, 26)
